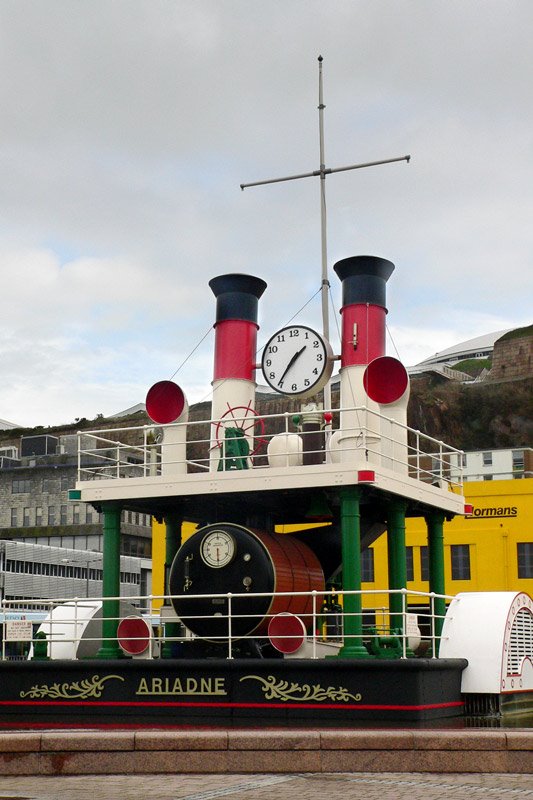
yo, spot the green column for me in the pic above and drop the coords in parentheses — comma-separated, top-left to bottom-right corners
(162, 511, 182, 658)
(96, 503, 123, 659)
(426, 510, 447, 648)
(387, 500, 408, 631)
(338, 486, 370, 658)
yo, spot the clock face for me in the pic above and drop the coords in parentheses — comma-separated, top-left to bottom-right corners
(200, 529, 236, 568)
(261, 325, 333, 397)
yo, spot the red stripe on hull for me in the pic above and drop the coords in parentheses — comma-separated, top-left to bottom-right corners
(0, 700, 464, 711)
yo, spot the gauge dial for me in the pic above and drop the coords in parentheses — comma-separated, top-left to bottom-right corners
(200, 529, 236, 568)
(262, 325, 333, 397)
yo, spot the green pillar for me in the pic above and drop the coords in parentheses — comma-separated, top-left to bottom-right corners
(426, 510, 447, 648)
(387, 500, 408, 631)
(337, 486, 370, 658)
(162, 511, 182, 658)
(96, 503, 123, 659)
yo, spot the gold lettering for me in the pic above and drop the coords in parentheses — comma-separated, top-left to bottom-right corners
(135, 675, 228, 697)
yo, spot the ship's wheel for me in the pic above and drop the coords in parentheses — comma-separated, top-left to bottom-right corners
(213, 403, 267, 456)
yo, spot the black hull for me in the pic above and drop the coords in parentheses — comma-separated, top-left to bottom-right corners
(0, 657, 467, 725)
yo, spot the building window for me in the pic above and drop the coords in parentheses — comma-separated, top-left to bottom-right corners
(451, 544, 471, 580)
(48, 506, 56, 525)
(61, 476, 72, 492)
(517, 543, 533, 579)
(12, 479, 31, 493)
(512, 450, 525, 474)
(361, 548, 375, 583)
(461, 453, 467, 468)
(35, 506, 43, 526)
(483, 475, 493, 481)
(73, 504, 80, 524)
(10, 508, 18, 527)
(60, 505, 68, 525)
(22, 508, 30, 527)
(482, 452, 493, 466)
(406, 546, 414, 582)
(420, 546, 429, 581)
(86, 507, 93, 524)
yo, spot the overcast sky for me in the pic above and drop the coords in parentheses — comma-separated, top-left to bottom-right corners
(1, 1, 531, 427)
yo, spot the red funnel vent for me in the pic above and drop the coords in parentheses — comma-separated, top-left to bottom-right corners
(363, 356, 408, 405)
(117, 616, 151, 656)
(145, 380, 186, 424)
(268, 613, 306, 654)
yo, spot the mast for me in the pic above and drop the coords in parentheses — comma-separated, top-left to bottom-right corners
(241, 56, 410, 413)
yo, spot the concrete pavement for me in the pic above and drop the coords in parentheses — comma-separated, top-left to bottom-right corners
(0, 771, 532, 800)
(1, 728, 531, 776)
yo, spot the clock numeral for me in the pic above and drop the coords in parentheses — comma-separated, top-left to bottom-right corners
(276, 334, 285, 343)
(265, 359, 272, 367)
(291, 383, 297, 391)
(278, 379, 284, 389)
(313, 340, 319, 348)
(316, 353, 323, 361)
(304, 379, 310, 387)
(289, 328, 299, 338)
(304, 331, 309, 339)
(269, 372, 275, 380)
(313, 368, 318, 375)
(268, 345, 278, 354)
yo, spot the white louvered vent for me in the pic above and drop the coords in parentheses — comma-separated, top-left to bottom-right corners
(506, 607, 533, 676)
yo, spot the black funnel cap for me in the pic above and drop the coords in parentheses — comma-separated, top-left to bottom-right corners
(209, 273, 267, 324)
(333, 256, 395, 309)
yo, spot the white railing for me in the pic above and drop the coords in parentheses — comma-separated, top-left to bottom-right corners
(76, 406, 464, 491)
(0, 587, 454, 662)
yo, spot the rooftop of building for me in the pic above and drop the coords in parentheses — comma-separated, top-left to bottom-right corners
(412, 329, 511, 369)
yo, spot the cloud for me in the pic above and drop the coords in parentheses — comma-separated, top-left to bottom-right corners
(0, 1, 531, 426)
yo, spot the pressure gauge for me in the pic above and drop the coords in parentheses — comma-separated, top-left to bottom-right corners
(200, 529, 236, 568)
(262, 325, 333, 398)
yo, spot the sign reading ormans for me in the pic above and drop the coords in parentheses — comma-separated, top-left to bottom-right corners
(466, 505, 518, 519)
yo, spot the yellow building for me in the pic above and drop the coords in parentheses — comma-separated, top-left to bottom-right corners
(151, 520, 197, 608)
(151, 479, 533, 615)
(364, 478, 533, 609)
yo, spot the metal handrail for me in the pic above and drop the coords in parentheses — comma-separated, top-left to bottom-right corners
(75, 406, 464, 490)
(0, 587, 454, 662)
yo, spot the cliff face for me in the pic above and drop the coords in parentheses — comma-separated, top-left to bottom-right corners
(1, 378, 531, 455)
(487, 325, 533, 383)
(407, 375, 533, 450)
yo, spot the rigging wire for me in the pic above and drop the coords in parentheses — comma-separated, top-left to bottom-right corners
(385, 322, 402, 361)
(282, 285, 323, 327)
(328, 282, 363, 429)
(200, 285, 325, 407)
(168, 325, 214, 381)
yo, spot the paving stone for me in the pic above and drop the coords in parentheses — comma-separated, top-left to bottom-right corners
(41, 730, 135, 751)
(135, 730, 228, 750)
(228, 730, 319, 750)
(0, 733, 41, 752)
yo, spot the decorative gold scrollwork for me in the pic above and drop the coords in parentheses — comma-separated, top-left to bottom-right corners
(20, 674, 124, 700)
(240, 674, 361, 703)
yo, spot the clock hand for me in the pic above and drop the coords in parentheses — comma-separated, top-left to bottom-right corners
(279, 345, 307, 383)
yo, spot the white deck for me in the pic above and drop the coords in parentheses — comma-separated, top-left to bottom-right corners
(73, 407, 465, 516)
